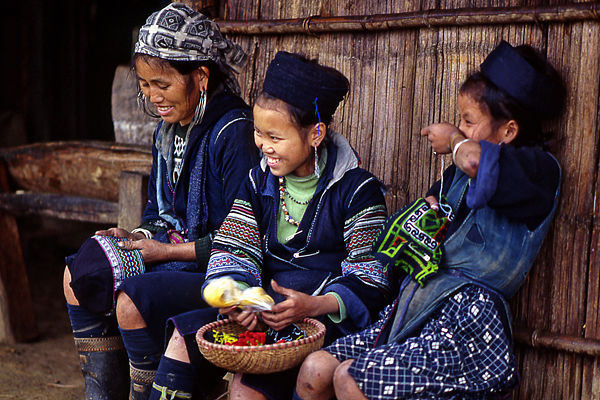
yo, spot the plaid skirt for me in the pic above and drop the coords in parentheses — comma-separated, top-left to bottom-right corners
(324, 285, 518, 399)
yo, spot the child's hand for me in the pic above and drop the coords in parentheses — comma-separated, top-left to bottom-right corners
(421, 123, 463, 154)
(219, 306, 262, 331)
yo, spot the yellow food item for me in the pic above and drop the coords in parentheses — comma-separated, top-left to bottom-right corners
(239, 286, 275, 309)
(203, 277, 243, 308)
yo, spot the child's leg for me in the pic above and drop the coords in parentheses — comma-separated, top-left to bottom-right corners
(229, 373, 267, 400)
(333, 359, 368, 400)
(296, 350, 340, 400)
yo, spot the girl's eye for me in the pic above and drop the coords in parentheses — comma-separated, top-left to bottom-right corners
(271, 136, 280, 142)
(157, 84, 169, 90)
(139, 81, 149, 88)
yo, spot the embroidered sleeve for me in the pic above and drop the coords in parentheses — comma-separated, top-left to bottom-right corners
(340, 204, 390, 291)
(207, 199, 264, 286)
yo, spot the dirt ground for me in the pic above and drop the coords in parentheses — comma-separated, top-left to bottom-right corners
(0, 217, 101, 399)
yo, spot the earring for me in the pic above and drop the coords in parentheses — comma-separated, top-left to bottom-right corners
(313, 145, 320, 178)
(136, 90, 159, 118)
(192, 90, 207, 127)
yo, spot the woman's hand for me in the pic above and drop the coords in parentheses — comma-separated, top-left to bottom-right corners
(116, 239, 173, 264)
(260, 281, 338, 332)
(218, 306, 262, 331)
(425, 195, 440, 211)
(95, 227, 146, 241)
(420, 122, 463, 154)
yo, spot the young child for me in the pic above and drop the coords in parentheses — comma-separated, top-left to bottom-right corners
(146, 51, 393, 400)
(296, 41, 565, 399)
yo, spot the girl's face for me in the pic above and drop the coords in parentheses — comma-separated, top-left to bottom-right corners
(253, 103, 317, 177)
(457, 92, 507, 144)
(135, 58, 207, 126)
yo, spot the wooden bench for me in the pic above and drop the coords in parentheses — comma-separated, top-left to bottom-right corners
(0, 140, 152, 343)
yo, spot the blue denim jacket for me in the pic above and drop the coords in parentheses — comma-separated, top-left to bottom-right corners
(388, 151, 561, 343)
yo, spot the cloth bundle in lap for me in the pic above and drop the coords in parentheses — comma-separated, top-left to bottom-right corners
(67, 235, 144, 314)
(374, 198, 452, 286)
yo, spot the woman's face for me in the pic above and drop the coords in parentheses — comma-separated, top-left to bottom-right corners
(135, 58, 206, 126)
(457, 92, 506, 144)
(253, 103, 315, 177)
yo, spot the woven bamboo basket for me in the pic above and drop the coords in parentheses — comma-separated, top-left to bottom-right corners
(196, 318, 326, 374)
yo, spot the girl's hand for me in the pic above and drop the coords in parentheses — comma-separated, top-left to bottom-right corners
(260, 280, 337, 332)
(420, 123, 463, 154)
(218, 306, 261, 331)
(116, 239, 171, 263)
(425, 195, 440, 211)
(95, 227, 146, 241)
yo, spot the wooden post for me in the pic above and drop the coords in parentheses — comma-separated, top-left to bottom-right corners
(0, 162, 37, 343)
(118, 171, 148, 231)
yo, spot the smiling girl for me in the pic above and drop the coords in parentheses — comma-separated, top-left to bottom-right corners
(296, 41, 565, 400)
(62, 4, 258, 399)
(147, 51, 393, 400)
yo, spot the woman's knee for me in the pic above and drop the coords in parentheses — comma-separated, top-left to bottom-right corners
(115, 291, 146, 329)
(63, 266, 80, 305)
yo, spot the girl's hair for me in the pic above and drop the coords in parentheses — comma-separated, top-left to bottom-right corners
(132, 53, 225, 117)
(256, 53, 349, 131)
(460, 45, 566, 148)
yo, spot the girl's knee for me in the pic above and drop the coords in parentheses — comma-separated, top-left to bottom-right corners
(333, 360, 364, 399)
(299, 350, 337, 382)
(164, 329, 190, 362)
(115, 291, 145, 329)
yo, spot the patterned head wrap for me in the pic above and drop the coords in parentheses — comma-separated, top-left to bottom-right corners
(135, 3, 247, 94)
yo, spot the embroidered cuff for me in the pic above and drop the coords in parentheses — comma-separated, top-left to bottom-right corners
(325, 292, 347, 323)
(467, 140, 501, 209)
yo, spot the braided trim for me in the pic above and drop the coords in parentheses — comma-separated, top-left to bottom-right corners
(74, 336, 124, 352)
(152, 382, 193, 399)
(129, 364, 156, 385)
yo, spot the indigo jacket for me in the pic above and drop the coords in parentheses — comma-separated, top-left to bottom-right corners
(205, 132, 393, 338)
(140, 92, 259, 271)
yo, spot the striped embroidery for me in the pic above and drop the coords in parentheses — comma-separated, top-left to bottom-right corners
(341, 205, 389, 289)
(209, 199, 263, 280)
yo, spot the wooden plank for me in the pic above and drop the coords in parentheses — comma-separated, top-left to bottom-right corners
(0, 141, 152, 202)
(118, 171, 149, 231)
(0, 163, 37, 343)
(0, 192, 118, 224)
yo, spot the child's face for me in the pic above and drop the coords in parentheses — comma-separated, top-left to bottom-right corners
(253, 103, 314, 177)
(457, 93, 506, 144)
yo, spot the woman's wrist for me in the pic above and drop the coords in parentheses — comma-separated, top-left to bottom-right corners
(449, 132, 465, 152)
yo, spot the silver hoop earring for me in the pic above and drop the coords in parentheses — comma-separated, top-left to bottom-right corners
(313, 145, 320, 178)
(192, 90, 207, 127)
(137, 90, 159, 118)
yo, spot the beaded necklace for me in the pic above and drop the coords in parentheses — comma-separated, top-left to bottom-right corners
(278, 176, 310, 226)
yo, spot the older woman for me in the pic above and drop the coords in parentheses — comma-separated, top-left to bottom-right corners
(62, 4, 258, 399)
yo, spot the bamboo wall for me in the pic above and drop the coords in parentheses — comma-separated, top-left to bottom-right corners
(209, 0, 599, 398)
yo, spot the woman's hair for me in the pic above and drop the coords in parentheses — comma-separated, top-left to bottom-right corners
(132, 53, 225, 117)
(460, 45, 566, 148)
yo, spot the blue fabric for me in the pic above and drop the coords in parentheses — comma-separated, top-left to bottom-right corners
(466, 140, 500, 209)
(67, 303, 119, 338)
(325, 285, 518, 400)
(389, 146, 561, 344)
(119, 327, 162, 370)
(204, 135, 391, 336)
(150, 356, 195, 400)
(141, 92, 258, 271)
(118, 271, 208, 348)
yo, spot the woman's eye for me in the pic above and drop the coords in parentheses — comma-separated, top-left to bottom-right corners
(139, 81, 149, 88)
(271, 136, 280, 142)
(157, 84, 169, 90)
(254, 129, 262, 137)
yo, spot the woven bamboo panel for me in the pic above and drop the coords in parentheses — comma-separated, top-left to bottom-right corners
(211, 0, 600, 398)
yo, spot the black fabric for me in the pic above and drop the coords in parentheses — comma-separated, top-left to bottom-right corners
(480, 40, 563, 117)
(262, 51, 347, 118)
(67, 238, 118, 315)
(117, 271, 208, 347)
